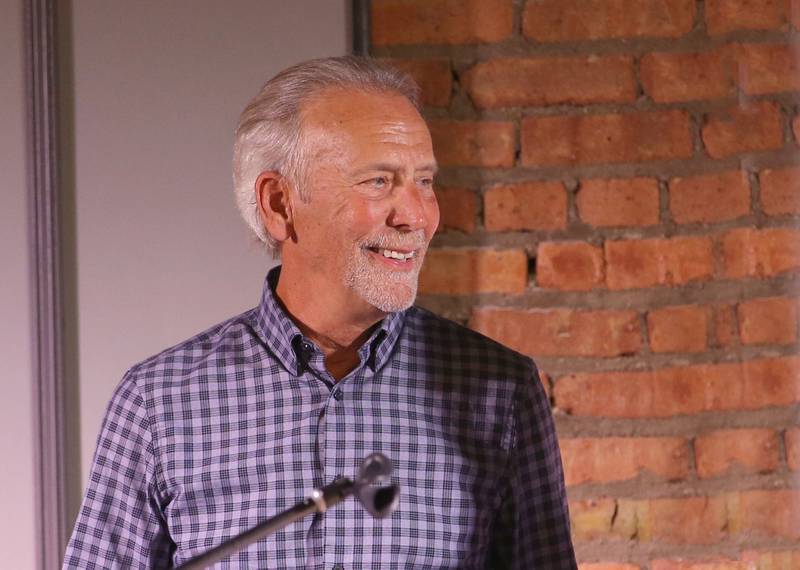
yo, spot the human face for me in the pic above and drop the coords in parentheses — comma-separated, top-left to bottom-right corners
(287, 88, 439, 314)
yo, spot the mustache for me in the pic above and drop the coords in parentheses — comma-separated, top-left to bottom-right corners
(360, 230, 428, 250)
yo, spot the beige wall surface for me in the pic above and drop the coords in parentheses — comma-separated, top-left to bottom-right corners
(0, 0, 37, 567)
(67, 0, 347, 517)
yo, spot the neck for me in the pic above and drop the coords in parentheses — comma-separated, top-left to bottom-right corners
(274, 261, 387, 380)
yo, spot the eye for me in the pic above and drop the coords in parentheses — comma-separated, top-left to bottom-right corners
(362, 176, 391, 190)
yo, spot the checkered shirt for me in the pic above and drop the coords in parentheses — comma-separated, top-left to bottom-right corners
(64, 267, 576, 569)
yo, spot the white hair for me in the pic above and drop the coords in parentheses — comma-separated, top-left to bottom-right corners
(232, 56, 421, 256)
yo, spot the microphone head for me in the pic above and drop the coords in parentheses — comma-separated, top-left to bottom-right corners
(354, 453, 400, 519)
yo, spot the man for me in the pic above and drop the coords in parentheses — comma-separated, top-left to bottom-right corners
(64, 56, 576, 568)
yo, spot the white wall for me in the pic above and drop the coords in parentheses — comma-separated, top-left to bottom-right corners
(0, 0, 37, 567)
(67, 0, 347, 520)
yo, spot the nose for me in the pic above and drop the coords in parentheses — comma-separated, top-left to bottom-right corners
(387, 179, 434, 232)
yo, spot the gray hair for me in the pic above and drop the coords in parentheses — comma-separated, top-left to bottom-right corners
(232, 56, 421, 255)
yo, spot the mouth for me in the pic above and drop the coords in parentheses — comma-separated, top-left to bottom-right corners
(364, 246, 419, 269)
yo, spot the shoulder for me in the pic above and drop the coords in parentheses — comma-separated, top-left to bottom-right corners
(122, 308, 261, 394)
(402, 306, 536, 381)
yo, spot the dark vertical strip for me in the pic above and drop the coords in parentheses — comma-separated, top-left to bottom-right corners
(24, 0, 67, 567)
(55, 0, 84, 533)
(351, 0, 370, 56)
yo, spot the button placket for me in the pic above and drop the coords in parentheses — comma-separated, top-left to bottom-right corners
(323, 382, 345, 565)
(323, 376, 355, 565)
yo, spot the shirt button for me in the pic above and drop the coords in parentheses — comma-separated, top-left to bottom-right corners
(301, 341, 313, 352)
(332, 565, 344, 570)
(333, 388, 343, 401)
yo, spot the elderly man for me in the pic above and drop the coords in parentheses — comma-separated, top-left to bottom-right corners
(64, 56, 576, 569)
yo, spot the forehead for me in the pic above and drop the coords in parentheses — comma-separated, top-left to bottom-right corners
(299, 87, 433, 160)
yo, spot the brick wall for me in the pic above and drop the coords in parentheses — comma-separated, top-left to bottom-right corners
(371, 0, 799, 566)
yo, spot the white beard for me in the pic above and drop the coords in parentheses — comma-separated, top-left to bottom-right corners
(343, 231, 427, 313)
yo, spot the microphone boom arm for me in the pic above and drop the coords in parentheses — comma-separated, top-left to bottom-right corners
(175, 453, 398, 570)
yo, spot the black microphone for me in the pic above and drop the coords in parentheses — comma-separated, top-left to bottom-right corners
(352, 452, 400, 518)
(175, 453, 399, 570)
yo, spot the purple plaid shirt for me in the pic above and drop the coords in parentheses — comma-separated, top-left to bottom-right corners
(64, 267, 576, 569)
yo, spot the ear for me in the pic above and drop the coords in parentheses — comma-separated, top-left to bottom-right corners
(255, 171, 295, 243)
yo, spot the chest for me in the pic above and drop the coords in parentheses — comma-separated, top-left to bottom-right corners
(156, 371, 509, 568)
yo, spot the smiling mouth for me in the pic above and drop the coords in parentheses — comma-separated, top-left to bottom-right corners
(367, 247, 417, 261)
(364, 246, 421, 269)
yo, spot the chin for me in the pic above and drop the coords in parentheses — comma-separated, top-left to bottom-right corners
(368, 295, 415, 314)
(357, 280, 417, 313)
(344, 254, 421, 313)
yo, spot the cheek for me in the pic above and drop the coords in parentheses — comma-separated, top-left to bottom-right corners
(348, 200, 389, 231)
(424, 195, 441, 238)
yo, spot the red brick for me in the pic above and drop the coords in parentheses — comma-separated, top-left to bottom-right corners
(641, 48, 736, 103)
(729, 490, 800, 540)
(554, 370, 632, 417)
(702, 101, 784, 159)
(786, 428, 800, 470)
(736, 43, 800, 96)
(794, 0, 800, 29)
(647, 305, 708, 353)
(522, 110, 693, 167)
(639, 496, 727, 544)
(711, 304, 737, 348)
(371, 0, 513, 46)
(434, 187, 477, 233)
(461, 55, 636, 109)
(429, 120, 515, 168)
(418, 248, 527, 295)
(705, 0, 788, 35)
(383, 59, 452, 107)
(570, 497, 616, 540)
(523, 0, 696, 42)
(669, 170, 751, 224)
(760, 167, 800, 216)
(611, 500, 639, 538)
(742, 356, 800, 409)
(483, 181, 567, 231)
(576, 177, 660, 227)
(605, 236, 714, 290)
(469, 307, 641, 358)
(536, 241, 605, 291)
(738, 296, 798, 345)
(554, 357, 800, 418)
(554, 367, 691, 418)
(740, 550, 800, 569)
(560, 437, 688, 486)
(722, 227, 800, 278)
(653, 363, 742, 417)
(695, 428, 781, 478)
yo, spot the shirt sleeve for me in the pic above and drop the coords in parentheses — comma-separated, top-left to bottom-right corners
(63, 371, 174, 569)
(488, 360, 577, 569)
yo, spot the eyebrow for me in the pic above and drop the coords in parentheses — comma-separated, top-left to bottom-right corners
(356, 162, 439, 175)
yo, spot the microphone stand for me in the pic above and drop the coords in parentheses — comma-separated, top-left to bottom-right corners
(175, 453, 399, 570)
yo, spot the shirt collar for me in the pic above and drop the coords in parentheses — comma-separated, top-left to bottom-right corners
(252, 266, 406, 376)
